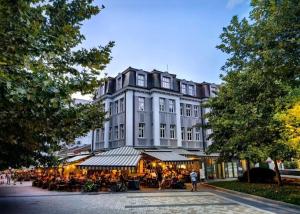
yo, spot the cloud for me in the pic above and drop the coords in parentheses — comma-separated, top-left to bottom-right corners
(226, 0, 245, 9)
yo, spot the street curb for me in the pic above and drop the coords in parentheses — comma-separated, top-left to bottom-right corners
(202, 183, 300, 210)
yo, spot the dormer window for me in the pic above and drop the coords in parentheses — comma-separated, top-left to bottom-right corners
(162, 76, 171, 89)
(188, 85, 195, 96)
(117, 77, 122, 90)
(181, 83, 187, 94)
(137, 74, 145, 87)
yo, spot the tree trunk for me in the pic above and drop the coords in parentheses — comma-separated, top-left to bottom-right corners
(274, 160, 283, 186)
(246, 159, 251, 183)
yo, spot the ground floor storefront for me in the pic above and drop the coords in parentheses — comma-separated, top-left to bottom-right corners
(30, 147, 240, 192)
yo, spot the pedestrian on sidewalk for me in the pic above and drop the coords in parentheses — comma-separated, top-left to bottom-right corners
(190, 169, 198, 192)
(6, 172, 11, 185)
(11, 171, 17, 185)
(0, 172, 4, 185)
(19, 173, 23, 185)
(157, 169, 163, 190)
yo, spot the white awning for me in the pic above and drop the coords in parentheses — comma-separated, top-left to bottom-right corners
(78, 147, 141, 169)
(189, 151, 219, 157)
(143, 150, 191, 162)
(170, 148, 196, 156)
(65, 155, 90, 163)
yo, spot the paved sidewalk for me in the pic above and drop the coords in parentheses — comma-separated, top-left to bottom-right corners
(0, 182, 299, 214)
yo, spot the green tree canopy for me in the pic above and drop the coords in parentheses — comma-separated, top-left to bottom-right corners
(205, 0, 300, 185)
(0, 0, 113, 169)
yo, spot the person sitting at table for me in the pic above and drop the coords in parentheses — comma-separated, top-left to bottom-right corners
(110, 173, 117, 183)
(170, 174, 178, 189)
(69, 176, 76, 185)
(119, 173, 127, 190)
(150, 170, 157, 179)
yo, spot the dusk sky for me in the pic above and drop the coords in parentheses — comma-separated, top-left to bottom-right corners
(77, 0, 251, 98)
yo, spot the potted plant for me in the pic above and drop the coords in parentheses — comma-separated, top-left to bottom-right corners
(82, 180, 97, 192)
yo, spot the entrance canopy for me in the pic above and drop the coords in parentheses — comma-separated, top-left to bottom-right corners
(78, 147, 141, 170)
(189, 151, 219, 158)
(170, 148, 196, 156)
(143, 150, 191, 164)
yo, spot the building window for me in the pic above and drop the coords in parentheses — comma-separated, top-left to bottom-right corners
(138, 123, 145, 138)
(162, 76, 171, 89)
(159, 98, 165, 112)
(181, 127, 185, 140)
(195, 127, 201, 141)
(109, 127, 112, 140)
(188, 85, 195, 96)
(138, 97, 145, 111)
(101, 128, 104, 141)
(115, 126, 119, 140)
(120, 124, 124, 139)
(160, 124, 166, 138)
(170, 125, 176, 139)
(115, 100, 119, 114)
(169, 99, 175, 113)
(180, 103, 184, 116)
(137, 74, 145, 87)
(181, 83, 187, 94)
(120, 98, 124, 112)
(95, 129, 100, 143)
(109, 103, 113, 116)
(117, 77, 122, 90)
(187, 128, 193, 141)
(186, 104, 191, 116)
(194, 105, 199, 117)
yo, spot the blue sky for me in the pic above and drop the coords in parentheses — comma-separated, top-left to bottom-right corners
(80, 0, 250, 84)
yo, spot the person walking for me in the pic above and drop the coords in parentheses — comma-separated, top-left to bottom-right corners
(6, 172, 11, 185)
(0, 172, 4, 185)
(190, 169, 198, 192)
(12, 172, 17, 185)
(157, 169, 163, 190)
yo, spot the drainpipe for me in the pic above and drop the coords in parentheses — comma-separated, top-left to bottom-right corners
(200, 101, 208, 180)
(133, 91, 135, 147)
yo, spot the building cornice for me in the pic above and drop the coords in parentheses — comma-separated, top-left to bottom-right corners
(95, 86, 203, 103)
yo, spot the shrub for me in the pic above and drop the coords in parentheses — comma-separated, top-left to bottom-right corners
(32, 180, 38, 187)
(48, 182, 57, 191)
(284, 161, 298, 169)
(82, 180, 97, 192)
(42, 181, 49, 189)
(238, 167, 275, 183)
(37, 180, 43, 187)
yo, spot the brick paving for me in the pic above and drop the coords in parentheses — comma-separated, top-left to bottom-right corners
(0, 182, 298, 214)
